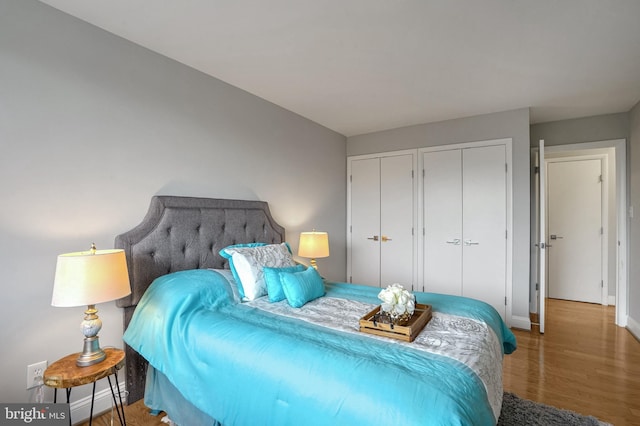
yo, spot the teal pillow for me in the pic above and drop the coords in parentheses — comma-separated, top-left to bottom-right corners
(281, 267, 326, 308)
(220, 243, 296, 301)
(263, 264, 306, 302)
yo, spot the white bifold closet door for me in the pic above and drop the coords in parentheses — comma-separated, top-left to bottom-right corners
(380, 155, 415, 287)
(350, 157, 381, 286)
(349, 153, 415, 288)
(423, 149, 463, 294)
(423, 145, 507, 319)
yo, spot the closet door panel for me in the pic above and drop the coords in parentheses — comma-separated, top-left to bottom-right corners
(380, 155, 414, 288)
(422, 150, 463, 295)
(462, 145, 507, 317)
(350, 158, 381, 287)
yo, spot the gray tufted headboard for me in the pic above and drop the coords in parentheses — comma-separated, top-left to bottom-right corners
(115, 196, 286, 403)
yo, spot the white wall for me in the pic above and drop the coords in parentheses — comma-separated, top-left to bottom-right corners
(0, 0, 346, 408)
(347, 108, 531, 327)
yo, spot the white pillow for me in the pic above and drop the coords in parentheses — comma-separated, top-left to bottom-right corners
(226, 243, 296, 300)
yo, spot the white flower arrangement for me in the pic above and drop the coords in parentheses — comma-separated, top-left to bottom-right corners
(378, 283, 415, 322)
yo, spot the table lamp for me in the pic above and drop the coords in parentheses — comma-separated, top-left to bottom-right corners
(298, 231, 330, 271)
(51, 244, 131, 367)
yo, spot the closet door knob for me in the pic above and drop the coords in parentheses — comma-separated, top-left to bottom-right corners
(464, 239, 479, 246)
(381, 235, 392, 242)
(367, 235, 379, 241)
(446, 239, 461, 245)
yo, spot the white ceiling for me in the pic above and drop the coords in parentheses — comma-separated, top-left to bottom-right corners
(38, 0, 640, 137)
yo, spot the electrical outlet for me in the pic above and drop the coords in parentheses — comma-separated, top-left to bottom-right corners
(26, 361, 47, 390)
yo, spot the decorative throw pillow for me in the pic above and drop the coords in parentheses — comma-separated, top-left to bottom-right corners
(263, 264, 306, 302)
(281, 266, 326, 308)
(221, 243, 296, 300)
(219, 242, 269, 262)
(219, 242, 268, 294)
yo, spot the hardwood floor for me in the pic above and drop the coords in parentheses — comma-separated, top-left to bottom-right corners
(79, 298, 640, 425)
(75, 401, 165, 426)
(504, 298, 640, 425)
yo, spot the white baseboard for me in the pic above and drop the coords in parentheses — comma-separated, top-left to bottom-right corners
(69, 381, 126, 424)
(627, 315, 640, 341)
(510, 315, 531, 331)
(608, 295, 616, 305)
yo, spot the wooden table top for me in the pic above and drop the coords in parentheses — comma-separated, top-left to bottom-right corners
(44, 347, 125, 388)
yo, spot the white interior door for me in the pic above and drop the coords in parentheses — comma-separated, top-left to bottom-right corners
(537, 140, 546, 334)
(547, 159, 603, 304)
(380, 155, 415, 288)
(422, 149, 463, 295)
(349, 158, 380, 286)
(462, 145, 507, 319)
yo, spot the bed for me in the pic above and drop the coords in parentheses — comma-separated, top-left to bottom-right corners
(116, 196, 516, 426)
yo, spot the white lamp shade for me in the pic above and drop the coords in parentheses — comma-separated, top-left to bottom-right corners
(52, 249, 131, 307)
(298, 231, 330, 259)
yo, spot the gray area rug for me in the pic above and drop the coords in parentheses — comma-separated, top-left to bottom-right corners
(498, 392, 611, 426)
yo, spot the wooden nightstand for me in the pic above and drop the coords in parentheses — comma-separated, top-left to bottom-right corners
(44, 347, 126, 426)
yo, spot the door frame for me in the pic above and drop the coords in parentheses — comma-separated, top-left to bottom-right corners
(418, 138, 513, 326)
(531, 139, 628, 327)
(535, 140, 546, 333)
(545, 155, 608, 305)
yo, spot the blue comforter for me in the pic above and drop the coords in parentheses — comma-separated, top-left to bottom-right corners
(124, 270, 516, 426)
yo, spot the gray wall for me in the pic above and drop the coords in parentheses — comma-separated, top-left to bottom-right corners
(630, 102, 640, 333)
(530, 113, 629, 147)
(347, 108, 532, 324)
(0, 0, 346, 404)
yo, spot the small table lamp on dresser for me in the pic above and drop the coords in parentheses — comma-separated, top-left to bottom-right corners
(51, 243, 131, 367)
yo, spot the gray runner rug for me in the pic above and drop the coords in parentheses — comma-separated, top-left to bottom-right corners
(498, 392, 612, 426)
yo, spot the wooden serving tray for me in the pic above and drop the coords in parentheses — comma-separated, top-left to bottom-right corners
(359, 303, 432, 342)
